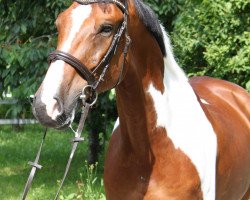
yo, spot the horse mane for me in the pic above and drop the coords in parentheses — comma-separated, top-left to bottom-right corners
(132, 0, 166, 56)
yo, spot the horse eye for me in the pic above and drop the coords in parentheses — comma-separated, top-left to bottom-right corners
(100, 24, 113, 35)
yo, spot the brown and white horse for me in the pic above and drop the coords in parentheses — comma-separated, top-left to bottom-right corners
(32, 0, 250, 199)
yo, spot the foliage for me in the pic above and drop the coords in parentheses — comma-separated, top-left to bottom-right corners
(171, 0, 250, 91)
(81, 162, 105, 199)
(0, 0, 70, 117)
(59, 162, 105, 200)
(144, 0, 184, 31)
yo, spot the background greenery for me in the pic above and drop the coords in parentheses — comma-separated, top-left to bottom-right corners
(171, 0, 250, 89)
(0, 125, 105, 200)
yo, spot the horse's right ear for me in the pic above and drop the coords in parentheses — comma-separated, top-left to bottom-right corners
(121, 0, 128, 5)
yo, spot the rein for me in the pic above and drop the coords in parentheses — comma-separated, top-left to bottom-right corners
(22, 0, 130, 199)
(22, 86, 97, 200)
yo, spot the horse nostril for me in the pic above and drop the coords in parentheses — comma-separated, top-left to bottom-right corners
(53, 96, 64, 116)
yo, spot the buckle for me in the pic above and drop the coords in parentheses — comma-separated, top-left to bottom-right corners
(28, 161, 42, 170)
(80, 85, 98, 106)
(70, 137, 85, 143)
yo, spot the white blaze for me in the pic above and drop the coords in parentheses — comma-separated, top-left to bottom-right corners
(147, 25, 217, 200)
(61, 5, 92, 52)
(40, 5, 92, 119)
(41, 60, 65, 120)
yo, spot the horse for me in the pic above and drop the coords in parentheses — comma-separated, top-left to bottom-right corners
(32, 0, 250, 199)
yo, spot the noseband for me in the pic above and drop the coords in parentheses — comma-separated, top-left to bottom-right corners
(48, 0, 131, 90)
(22, 1, 130, 200)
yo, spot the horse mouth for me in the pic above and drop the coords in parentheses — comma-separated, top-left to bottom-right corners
(32, 97, 78, 130)
(54, 109, 76, 130)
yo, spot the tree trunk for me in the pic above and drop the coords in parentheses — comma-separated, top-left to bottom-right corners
(87, 128, 100, 165)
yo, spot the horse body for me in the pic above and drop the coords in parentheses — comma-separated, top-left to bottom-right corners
(104, 75, 250, 199)
(32, 0, 250, 199)
(104, 4, 250, 197)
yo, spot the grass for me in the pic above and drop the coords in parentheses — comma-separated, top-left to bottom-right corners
(0, 125, 105, 200)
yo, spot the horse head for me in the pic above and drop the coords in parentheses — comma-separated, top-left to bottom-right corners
(32, 0, 130, 129)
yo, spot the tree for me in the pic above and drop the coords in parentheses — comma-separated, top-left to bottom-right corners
(0, 0, 71, 117)
(171, 0, 250, 91)
(144, 0, 184, 31)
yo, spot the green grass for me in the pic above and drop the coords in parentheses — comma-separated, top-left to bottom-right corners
(0, 125, 105, 200)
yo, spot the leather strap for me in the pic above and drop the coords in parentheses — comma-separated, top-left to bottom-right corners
(22, 87, 96, 200)
(54, 102, 91, 200)
(48, 51, 96, 85)
(21, 129, 47, 200)
(74, 0, 128, 14)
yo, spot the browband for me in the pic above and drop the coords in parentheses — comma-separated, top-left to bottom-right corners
(74, 0, 128, 14)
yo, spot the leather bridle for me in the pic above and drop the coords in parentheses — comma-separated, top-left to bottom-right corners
(22, 1, 130, 200)
(48, 0, 131, 90)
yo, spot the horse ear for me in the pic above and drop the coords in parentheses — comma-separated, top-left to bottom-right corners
(121, 0, 127, 5)
(124, 0, 129, 8)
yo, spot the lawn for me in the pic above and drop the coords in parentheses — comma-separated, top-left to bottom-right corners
(0, 124, 105, 200)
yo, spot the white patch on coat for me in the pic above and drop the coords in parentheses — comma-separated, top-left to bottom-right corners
(112, 117, 120, 133)
(40, 5, 92, 119)
(147, 25, 217, 200)
(200, 98, 210, 105)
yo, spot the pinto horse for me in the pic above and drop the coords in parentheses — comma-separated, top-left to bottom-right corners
(32, 0, 250, 199)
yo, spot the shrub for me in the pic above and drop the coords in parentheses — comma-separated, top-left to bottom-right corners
(171, 0, 250, 91)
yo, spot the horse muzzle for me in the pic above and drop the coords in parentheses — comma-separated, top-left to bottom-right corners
(32, 93, 72, 129)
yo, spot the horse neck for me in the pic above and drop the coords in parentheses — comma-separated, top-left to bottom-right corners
(115, 26, 166, 157)
(114, 15, 191, 157)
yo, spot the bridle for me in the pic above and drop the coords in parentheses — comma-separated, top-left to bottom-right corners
(21, 0, 130, 199)
(48, 0, 131, 90)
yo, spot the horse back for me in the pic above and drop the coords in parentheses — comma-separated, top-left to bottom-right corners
(190, 76, 250, 200)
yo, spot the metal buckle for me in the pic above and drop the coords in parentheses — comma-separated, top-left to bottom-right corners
(28, 161, 43, 170)
(70, 137, 85, 143)
(80, 85, 98, 107)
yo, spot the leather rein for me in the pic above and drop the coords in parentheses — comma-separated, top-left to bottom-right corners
(21, 1, 130, 199)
